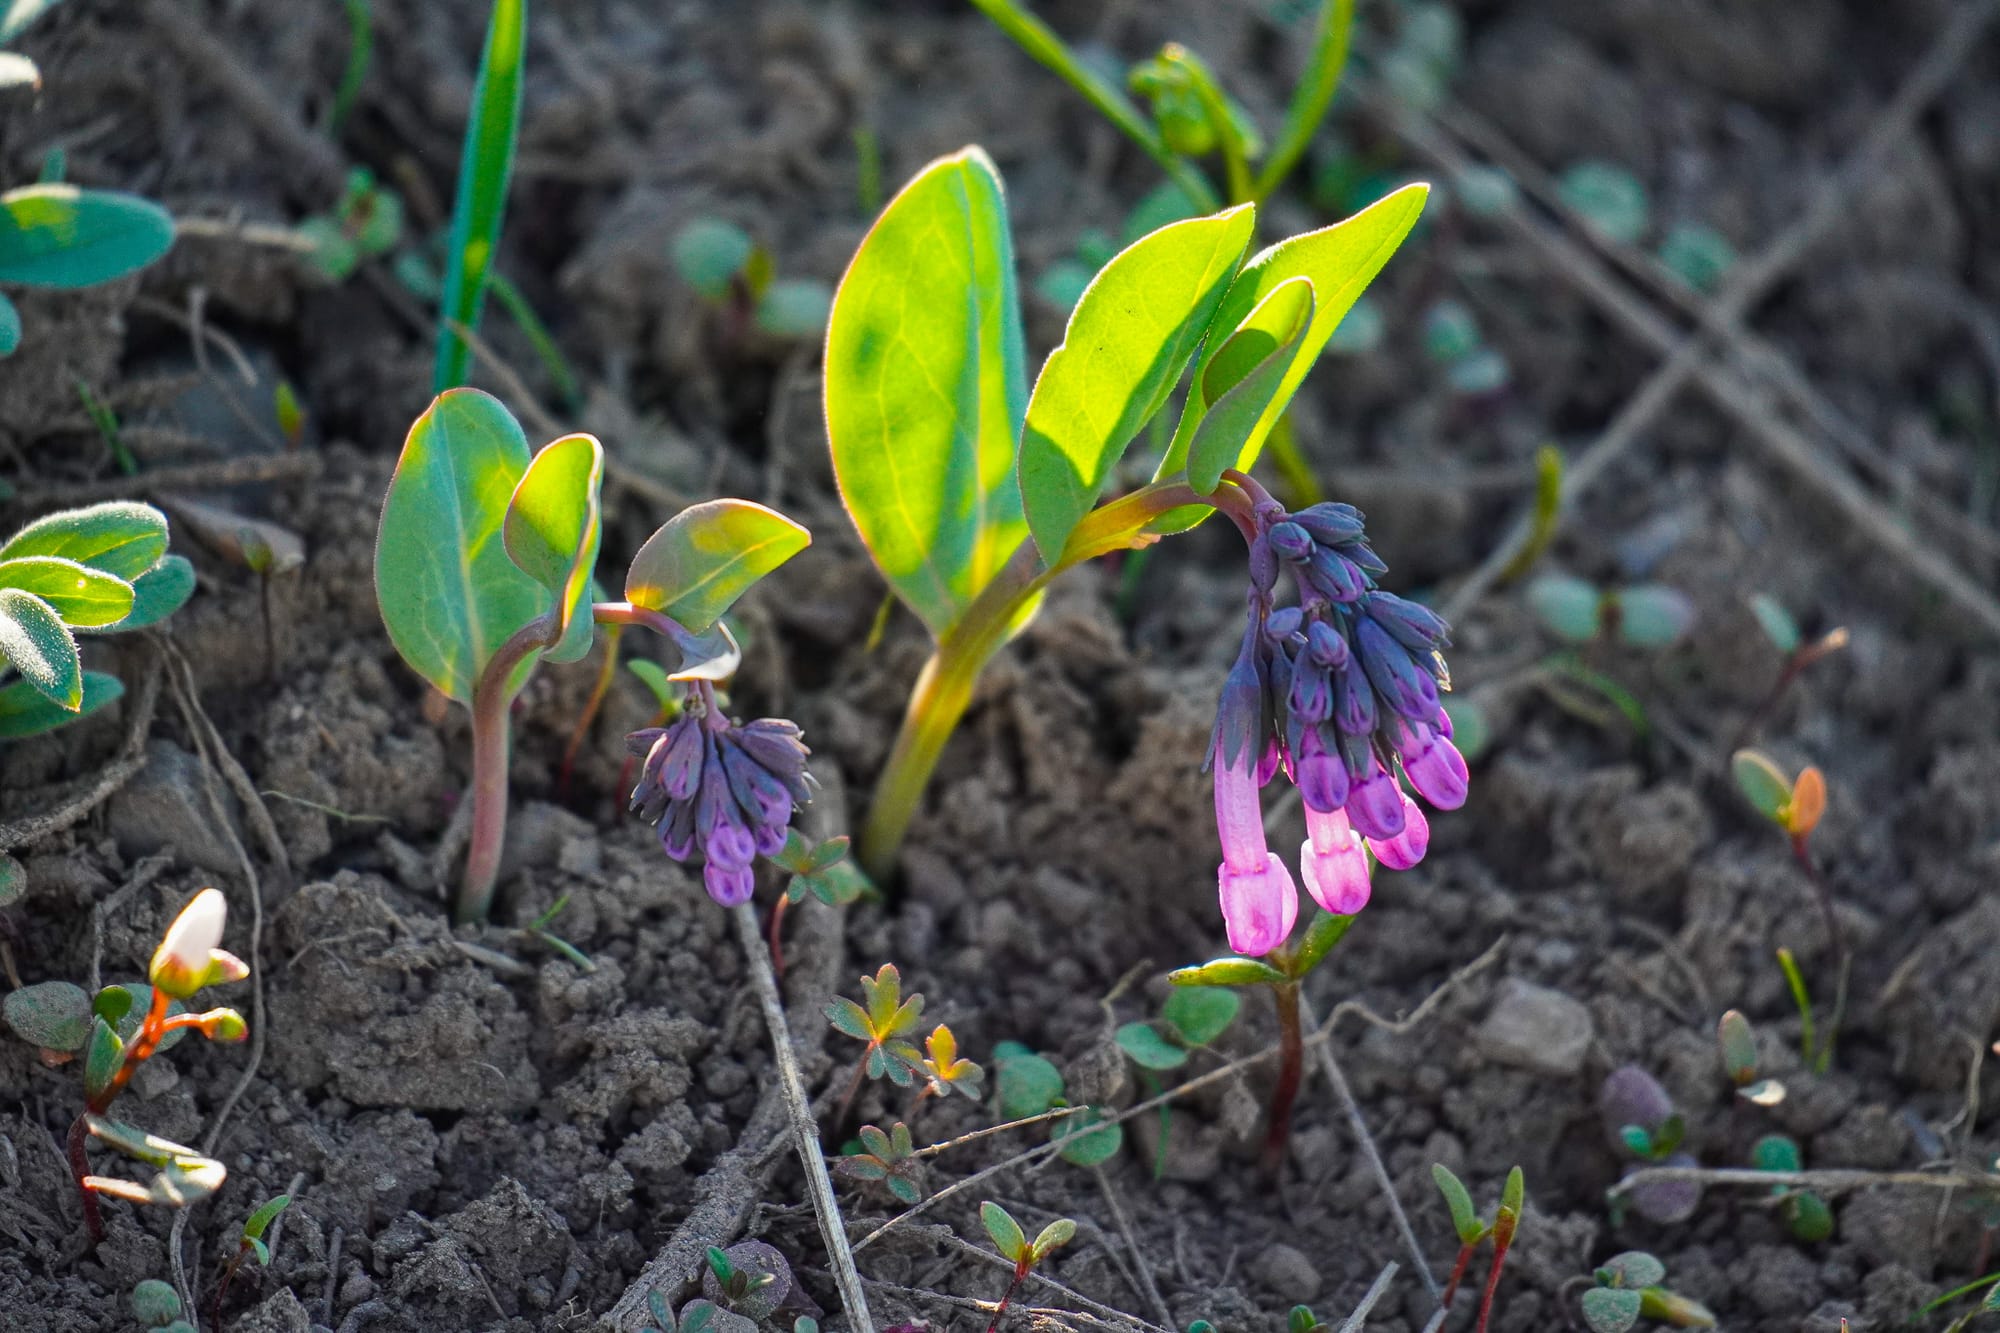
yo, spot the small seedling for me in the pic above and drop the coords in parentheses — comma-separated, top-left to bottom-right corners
(1557, 161, 1650, 246)
(1716, 1009, 1784, 1106)
(1657, 224, 1734, 294)
(672, 218, 832, 341)
(1527, 574, 1694, 649)
(1114, 985, 1241, 1072)
(519, 895, 593, 972)
(990, 1041, 1122, 1168)
(1421, 298, 1511, 397)
(24, 889, 251, 1244)
(131, 1277, 195, 1332)
(1736, 595, 1847, 748)
(700, 1241, 820, 1330)
(825, 964, 926, 1125)
(1732, 749, 1843, 1071)
(297, 168, 403, 282)
(211, 1193, 291, 1318)
(376, 388, 812, 922)
(765, 832, 871, 974)
(1599, 1066, 1699, 1225)
(1431, 1165, 1525, 1332)
(1285, 1306, 1326, 1333)
(1580, 1252, 1716, 1331)
(979, 1201, 1075, 1333)
(916, 1024, 986, 1101)
(0, 501, 194, 739)
(1749, 1134, 1833, 1242)
(839, 1122, 925, 1205)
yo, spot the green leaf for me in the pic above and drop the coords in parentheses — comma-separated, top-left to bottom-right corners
(1501, 1164, 1525, 1216)
(1716, 1009, 1756, 1084)
(1614, 584, 1693, 648)
(1431, 1164, 1483, 1244)
(1167, 956, 1288, 988)
(0, 588, 79, 707)
(503, 432, 602, 665)
(825, 146, 1029, 638)
(1155, 184, 1428, 492)
(1288, 1305, 1320, 1333)
(672, 218, 754, 299)
(1185, 275, 1316, 492)
(1289, 909, 1357, 980)
(1029, 1218, 1076, 1260)
(0, 185, 173, 289)
(1748, 593, 1800, 655)
(626, 657, 676, 708)
(754, 278, 832, 339)
(1617, 1125, 1654, 1159)
(375, 389, 547, 703)
(82, 1017, 124, 1101)
(1016, 205, 1255, 561)
(0, 501, 167, 580)
(433, 0, 525, 392)
(0, 668, 119, 738)
(1731, 749, 1792, 822)
(625, 500, 810, 635)
(1786, 1191, 1833, 1242)
(1651, 1113, 1685, 1158)
(241, 1193, 291, 1242)
(994, 1048, 1065, 1119)
(0, 290, 18, 356)
(1580, 1286, 1642, 1333)
(1115, 1022, 1188, 1071)
(1599, 1251, 1666, 1290)
(0, 0, 63, 42)
(980, 1201, 1027, 1263)
(825, 997, 871, 1041)
(1750, 1134, 1801, 1174)
(116, 554, 195, 630)
(1052, 1106, 1123, 1167)
(1162, 986, 1239, 1046)
(1526, 574, 1603, 642)
(2, 980, 90, 1051)
(130, 1278, 182, 1325)
(0, 556, 132, 627)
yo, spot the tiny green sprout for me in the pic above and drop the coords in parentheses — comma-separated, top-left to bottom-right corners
(297, 168, 403, 282)
(131, 1278, 182, 1327)
(1187, 1322, 1217, 1333)
(520, 895, 594, 972)
(1581, 1252, 1716, 1332)
(693, 1240, 805, 1329)
(0, 501, 194, 740)
(1734, 601, 1847, 749)
(1733, 750, 1844, 1071)
(1287, 1306, 1325, 1333)
(840, 1121, 925, 1205)
(274, 380, 306, 449)
(1422, 299, 1481, 365)
(1435, 1164, 1527, 1326)
(1600, 1066, 1700, 1225)
(1716, 1009, 1785, 1106)
(672, 218, 833, 341)
(980, 1201, 1075, 1333)
(1528, 574, 1694, 649)
(210, 1193, 292, 1318)
(1656, 224, 1734, 294)
(826, 963, 926, 1124)
(769, 831, 874, 976)
(1557, 161, 1650, 246)
(1749, 1135, 1834, 1242)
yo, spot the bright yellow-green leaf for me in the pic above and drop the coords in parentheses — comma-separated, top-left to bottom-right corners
(0, 500, 166, 580)
(1186, 276, 1315, 492)
(825, 147, 1028, 639)
(433, 0, 524, 391)
(625, 499, 809, 635)
(1016, 204, 1255, 561)
(0, 555, 132, 627)
(503, 433, 602, 665)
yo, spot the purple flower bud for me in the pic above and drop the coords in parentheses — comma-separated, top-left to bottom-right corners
(1435, 705, 1453, 739)
(1249, 537, 1278, 594)
(1355, 617, 1439, 719)
(1265, 606, 1304, 641)
(1346, 762, 1407, 840)
(660, 717, 706, 801)
(704, 860, 756, 907)
(1402, 733, 1469, 811)
(1300, 806, 1371, 914)
(1209, 638, 1264, 773)
(1296, 728, 1349, 813)
(625, 727, 669, 757)
(1341, 542, 1388, 576)
(1267, 521, 1314, 563)
(1305, 546, 1367, 603)
(1366, 593, 1451, 652)
(1332, 655, 1377, 736)
(754, 820, 789, 857)
(1255, 737, 1285, 788)
(1365, 794, 1429, 870)
(1287, 662, 1331, 726)
(1218, 852, 1298, 957)
(1289, 502, 1365, 545)
(660, 801, 697, 860)
(720, 738, 795, 828)
(1305, 618, 1349, 669)
(1213, 741, 1270, 875)
(705, 820, 758, 870)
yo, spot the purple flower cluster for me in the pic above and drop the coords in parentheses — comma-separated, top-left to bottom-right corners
(628, 681, 814, 906)
(1211, 498, 1466, 956)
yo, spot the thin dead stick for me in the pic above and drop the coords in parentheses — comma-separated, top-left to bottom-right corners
(1095, 1167, 1174, 1329)
(729, 903, 875, 1333)
(913, 1106, 1087, 1159)
(5, 453, 318, 511)
(1609, 1164, 1995, 1199)
(1337, 1261, 1400, 1333)
(173, 217, 320, 253)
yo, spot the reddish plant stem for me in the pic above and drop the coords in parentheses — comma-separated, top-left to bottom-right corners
(1261, 981, 1303, 1176)
(67, 1113, 103, 1244)
(767, 893, 791, 978)
(211, 1244, 251, 1324)
(1475, 1215, 1517, 1333)
(1441, 1242, 1477, 1309)
(985, 1262, 1029, 1333)
(71, 985, 172, 1242)
(557, 622, 623, 803)
(459, 613, 564, 924)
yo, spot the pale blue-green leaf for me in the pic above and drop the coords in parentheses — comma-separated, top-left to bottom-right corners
(0, 290, 17, 356)
(113, 554, 194, 631)
(0, 669, 120, 738)
(0, 185, 174, 289)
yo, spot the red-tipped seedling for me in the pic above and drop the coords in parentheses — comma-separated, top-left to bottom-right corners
(825, 964, 926, 1130)
(1733, 750, 1843, 1070)
(979, 1201, 1075, 1333)
(211, 1193, 291, 1320)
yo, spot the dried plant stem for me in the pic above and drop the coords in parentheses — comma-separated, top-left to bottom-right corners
(729, 903, 875, 1333)
(1610, 1164, 1989, 1198)
(1336, 1261, 1400, 1333)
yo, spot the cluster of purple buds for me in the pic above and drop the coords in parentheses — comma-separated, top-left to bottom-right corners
(1210, 498, 1467, 956)
(627, 681, 815, 906)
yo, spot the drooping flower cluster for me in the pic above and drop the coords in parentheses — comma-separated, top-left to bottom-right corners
(1211, 495, 1466, 956)
(628, 681, 815, 906)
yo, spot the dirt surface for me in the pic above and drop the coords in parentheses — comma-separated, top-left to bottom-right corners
(3, 2, 1999, 1331)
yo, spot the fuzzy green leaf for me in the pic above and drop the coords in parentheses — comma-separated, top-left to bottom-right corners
(1168, 957, 1289, 988)
(503, 432, 602, 664)
(0, 668, 120, 738)
(1, 979, 90, 1051)
(1016, 205, 1255, 561)
(1750, 1134, 1802, 1174)
(825, 147, 1028, 638)
(1161, 986, 1239, 1046)
(1290, 909, 1358, 980)
(1115, 1022, 1188, 1071)
(980, 1201, 1027, 1263)
(432, 0, 524, 391)
(0, 291, 18, 356)
(0, 588, 80, 708)
(1580, 1287, 1641, 1333)
(1717, 1009, 1756, 1084)
(1030, 1218, 1076, 1261)
(130, 1278, 181, 1325)
(825, 997, 871, 1041)
(0, 185, 173, 288)
(625, 500, 810, 635)
(1786, 1191, 1833, 1242)
(0, 501, 166, 580)
(1599, 1251, 1665, 1289)
(375, 389, 547, 703)
(0, 555, 131, 627)
(1186, 277, 1315, 493)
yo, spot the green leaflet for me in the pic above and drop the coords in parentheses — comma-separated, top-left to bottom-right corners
(0, 185, 174, 289)
(433, 0, 526, 392)
(625, 499, 811, 635)
(375, 388, 546, 702)
(1185, 276, 1315, 492)
(1168, 956, 1289, 988)
(118, 554, 195, 630)
(1155, 183, 1429, 493)
(0, 500, 166, 579)
(1016, 204, 1255, 562)
(503, 432, 602, 665)
(0, 555, 131, 626)
(980, 1201, 1027, 1263)
(0, 291, 18, 356)
(0, 588, 78, 707)
(825, 146, 1029, 639)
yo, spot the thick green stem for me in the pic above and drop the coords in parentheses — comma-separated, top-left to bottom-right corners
(858, 479, 1242, 881)
(458, 613, 561, 925)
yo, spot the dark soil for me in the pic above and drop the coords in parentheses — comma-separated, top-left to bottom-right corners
(3, 2, 1999, 1331)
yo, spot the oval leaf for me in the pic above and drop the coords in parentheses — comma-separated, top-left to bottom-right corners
(0, 555, 131, 627)
(625, 499, 809, 635)
(981, 1201, 1027, 1263)
(375, 389, 545, 703)
(1580, 1287, 1642, 1333)
(1017, 204, 1256, 561)
(2, 979, 90, 1050)
(0, 185, 174, 288)
(0, 588, 79, 708)
(0, 291, 18, 356)
(994, 1049, 1065, 1119)
(1162, 986, 1240, 1046)
(0, 500, 167, 580)
(825, 146, 1029, 638)
(115, 554, 195, 631)
(1167, 956, 1288, 988)
(1155, 183, 1428, 489)
(504, 433, 602, 663)
(1051, 1106, 1123, 1167)
(1730, 749, 1792, 822)
(1115, 1022, 1188, 1071)
(1431, 1164, 1482, 1244)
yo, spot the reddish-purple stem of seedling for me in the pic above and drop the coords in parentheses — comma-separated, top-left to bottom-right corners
(767, 895, 791, 978)
(460, 613, 566, 924)
(1441, 1243, 1477, 1309)
(1731, 630, 1847, 753)
(985, 1258, 1031, 1333)
(1261, 982, 1303, 1176)
(557, 623, 623, 804)
(211, 1240, 256, 1324)
(70, 985, 177, 1243)
(1475, 1210, 1517, 1333)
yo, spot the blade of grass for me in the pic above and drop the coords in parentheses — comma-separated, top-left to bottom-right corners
(1254, 0, 1355, 203)
(433, 0, 527, 394)
(327, 0, 373, 137)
